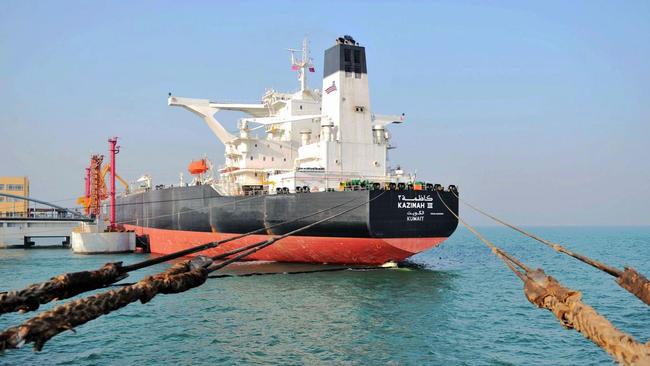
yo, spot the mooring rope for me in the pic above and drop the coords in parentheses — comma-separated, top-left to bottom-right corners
(111, 266, 381, 285)
(203, 190, 385, 273)
(207, 266, 381, 278)
(0, 195, 365, 315)
(450, 191, 650, 307)
(0, 256, 212, 352)
(0, 192, 383, 352)
(434, 194, 529, 280)
(0, 263, 126, 315)
(436, 192, 650, 366)
(121, 194, 367, 272)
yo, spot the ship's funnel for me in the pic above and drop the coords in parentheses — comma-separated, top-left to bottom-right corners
(323, 37, 367, 79)
(318, 36, 384, 177)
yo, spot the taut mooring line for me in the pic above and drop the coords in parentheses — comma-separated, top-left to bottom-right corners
(450, 191, 650, 307)
(0, 195, 367, 315)
(0, 192, 384, 352)
(109, 266, 381, 285)
(436, 192, 650, 366)
(205, 190, 384, 272)
(121, 194, 368, 272)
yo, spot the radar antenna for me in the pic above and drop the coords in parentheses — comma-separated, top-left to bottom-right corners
(287, 37, 315, 93)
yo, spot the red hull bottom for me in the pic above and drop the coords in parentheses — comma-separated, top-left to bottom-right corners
(125, 225, 448, 265)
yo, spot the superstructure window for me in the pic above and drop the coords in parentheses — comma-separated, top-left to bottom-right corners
(354, 50, 360, 63)
(344, 48, 351, 62)
(7, 184, 23, 191)
(0, 184, 4, 190)
(250, 156, 254, 161)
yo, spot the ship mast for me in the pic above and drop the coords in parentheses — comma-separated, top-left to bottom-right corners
(288, 37, 314, 94)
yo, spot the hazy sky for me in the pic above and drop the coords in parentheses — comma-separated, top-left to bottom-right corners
(1, 1, 648, 225)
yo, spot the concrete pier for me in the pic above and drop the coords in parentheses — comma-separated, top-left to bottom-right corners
(71, 221, 135, 254)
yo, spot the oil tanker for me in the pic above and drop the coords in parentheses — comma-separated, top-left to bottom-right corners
(116, 35, 459, 265)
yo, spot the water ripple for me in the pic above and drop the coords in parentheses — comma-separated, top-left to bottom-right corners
(0, 226, 648, 365)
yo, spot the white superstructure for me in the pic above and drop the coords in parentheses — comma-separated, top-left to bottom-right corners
(169, 35, 407, 195)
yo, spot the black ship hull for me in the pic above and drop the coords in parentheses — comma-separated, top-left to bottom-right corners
(116, 186, 458, 264)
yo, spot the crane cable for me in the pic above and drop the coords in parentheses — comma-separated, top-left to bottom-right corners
(449, 191, 650, 307)
(436, 192, 650, 366)
(0, 191, 384, 352)
(0, 195, 367, 315)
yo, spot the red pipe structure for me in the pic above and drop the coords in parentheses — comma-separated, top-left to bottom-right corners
(84, 167, 91, 215)
(108, 137, 119, 230)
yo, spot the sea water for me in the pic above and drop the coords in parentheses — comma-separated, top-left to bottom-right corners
(0, 226, 648, 365)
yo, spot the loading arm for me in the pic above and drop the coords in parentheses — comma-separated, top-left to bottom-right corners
(101, 164, 130, 194)
(168, 96, 238, 144)
(168, 95, 272, 144)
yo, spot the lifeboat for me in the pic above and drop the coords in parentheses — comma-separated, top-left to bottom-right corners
(188, 159, 209, 175)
